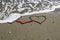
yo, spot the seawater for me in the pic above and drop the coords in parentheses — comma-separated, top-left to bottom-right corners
(0, 0, 60, 19)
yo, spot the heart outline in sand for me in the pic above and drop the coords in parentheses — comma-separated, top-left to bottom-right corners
(29, 15, 46, 24)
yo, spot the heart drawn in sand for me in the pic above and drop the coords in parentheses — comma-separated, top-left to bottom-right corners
(16, 15, 46, 24)
(29, 15, 46, 24)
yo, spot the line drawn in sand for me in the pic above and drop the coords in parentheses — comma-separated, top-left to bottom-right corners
(16, 15, 46, 24)
(0, 0, 60, 23)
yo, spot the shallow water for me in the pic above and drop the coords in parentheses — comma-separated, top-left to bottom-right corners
(0, 0, 60, 22)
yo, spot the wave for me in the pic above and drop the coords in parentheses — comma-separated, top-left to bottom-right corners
(0, 0, 60, 21)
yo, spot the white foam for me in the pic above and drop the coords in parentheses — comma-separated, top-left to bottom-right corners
(0, 0, 60, 23)
(21, 6, 55, 16)
(54, 5, 60, 9)
(0, 13, 21, 23)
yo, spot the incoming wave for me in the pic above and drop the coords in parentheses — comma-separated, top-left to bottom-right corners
(0, 0, 60, 20)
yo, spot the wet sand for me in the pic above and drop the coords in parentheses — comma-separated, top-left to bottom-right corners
(0, 12, 60, 40)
